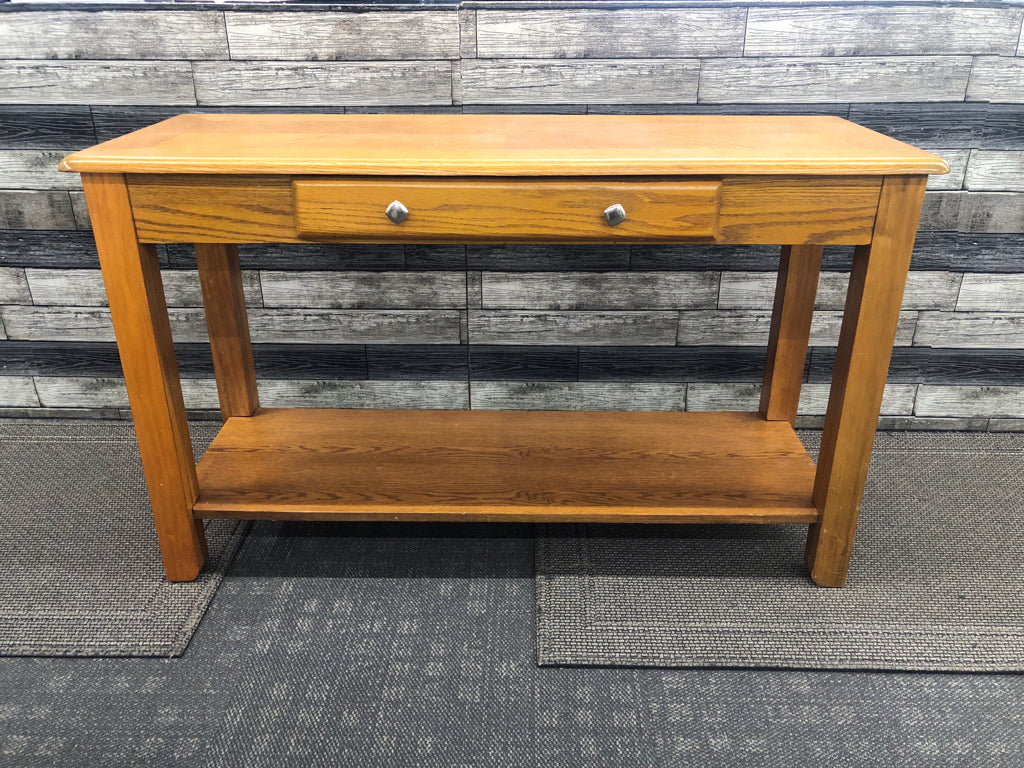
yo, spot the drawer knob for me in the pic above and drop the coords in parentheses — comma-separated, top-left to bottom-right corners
(604, 204, 627, 227)
(385, 200, 409, 224)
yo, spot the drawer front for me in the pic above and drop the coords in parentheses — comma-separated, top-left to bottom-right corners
(293, 178, 722, 242)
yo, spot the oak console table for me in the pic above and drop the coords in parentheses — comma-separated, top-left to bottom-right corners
(60, 114, 947, 588)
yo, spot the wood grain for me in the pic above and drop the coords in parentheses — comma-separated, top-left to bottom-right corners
(260, 271, 466, 309)
(0, 151, 83, 190)
(193, 408, 818, 524)
(915, 386, 1024, 419)
(0, 267, 31, 305)
(964, 151, 1024, 192)
(699, 57, 972, 104)
(956, 275, 1024, 312)
(480, 271, 719, 310)
(196, 244, 259, 420)
(61, 115, 948, 176)
(967, 57, 1024, 103)
(914, 312, 1024, 349)
(475, 8, 745, 58)
(807, 174, 928, 587)
(258, 380, 468, 410)
(744, 7, 1023, 56)
(82, 172, 206, 582)
(471, 381, 687, 411)
(24, 268, 261, 308)
(224, 11, 459, 61)
(0, 191, 77, 230)
(760, 245, 823, 425)
(468, 310, 678, 346)
(0, 376, 38, 407)
(0, 106, 95, 149)
(689, 382, 917, 416)
(0, 61, 196, 106)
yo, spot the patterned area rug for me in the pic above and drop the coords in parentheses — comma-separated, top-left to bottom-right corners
(537, 431, 1024, 670)
(0, 419, 247, 657)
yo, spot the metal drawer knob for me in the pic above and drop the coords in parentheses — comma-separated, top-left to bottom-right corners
(604, 204, 627, 227)
(385, 200, 409, 224)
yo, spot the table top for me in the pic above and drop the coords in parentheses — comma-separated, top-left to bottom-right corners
(60, 113, 948, 177)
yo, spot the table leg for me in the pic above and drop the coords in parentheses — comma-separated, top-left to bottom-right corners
(196, 244, 259, 420)
(806, 175, 927, 587)
(83, 173, 207, 582)
(760, 245, 824, 425)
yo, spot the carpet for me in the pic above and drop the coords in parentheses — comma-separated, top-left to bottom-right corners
(0, 419, 248, 657)
(536, 431, 1024, 671)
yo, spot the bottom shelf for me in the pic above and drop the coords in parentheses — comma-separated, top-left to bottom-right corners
(193, 408, 818, 524)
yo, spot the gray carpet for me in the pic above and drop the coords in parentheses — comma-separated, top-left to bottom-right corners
(537, 431, 1024, 670)
(0, 419, 247, 657)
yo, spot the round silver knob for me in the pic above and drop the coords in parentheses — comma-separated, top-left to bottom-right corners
(604, 203, 626, 227)
(385, 200, 409, 224)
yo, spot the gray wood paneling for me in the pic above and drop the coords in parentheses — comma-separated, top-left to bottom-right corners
(0, 151, 81, 190)
(878, 416, 991, 431)
(260, 379, 468, 409)
(718, 271, 960, 311)
(957, 275, 1024, 312)
(69, 192, 90, 230)
(848, 103, 1024, 151)
(193, 62, 452, 106)
(460, 9, 477, 59)
(910, 233, 1024, 274)
(24, 269, 262, 308)
(468, 244, 629, 271)
(0, 62, 197, 106)
(915, 312, 1024, 348)
(460, 59, 700, 105)
(686, 382, 916, 415)
(33, 376, 128, 408)
(927, 150, 969, 191)
(698, 57, 972, 103)
(745, 7, 1023, 56)
(0, 267, 31, 305)
(471, 381, 687, 411)
(0, 376, 39, 407)
(475, 8, 745, 58)
(468, 310, 678, 345)
(916, 385, 1024, 418)
(0, 106, 95, 150)
(245, 309, 462, 345)
(964, 151, 1024, 192)
(989, 418, 1024, 432)
(0, 191, 76, 230)
(967, 57, 1024, 103)
(224, 11, 459, 61)
(260, 271, 466, 309)
(481, 272, 720, 310)
(919, 192, 1024, 233)
(677, 310, 917, 346)
(0, 11, 229, 60)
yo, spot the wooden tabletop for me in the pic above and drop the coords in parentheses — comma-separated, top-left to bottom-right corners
(60, 114, 948, 177)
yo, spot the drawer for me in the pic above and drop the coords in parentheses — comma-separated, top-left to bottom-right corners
(292, 178, 722, 242)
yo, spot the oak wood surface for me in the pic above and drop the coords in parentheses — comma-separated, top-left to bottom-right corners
(60, 114, 949, 176)
(82, 172, 207, 581)
(193, 408, 819, 524)
(195, 243, 259, 420)
(293, 178, 721, 241)
(807, 175, 928, 587)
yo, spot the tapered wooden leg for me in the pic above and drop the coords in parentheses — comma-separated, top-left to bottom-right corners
(83, 173, 206, 582)
(807, 175, 927, 587)
(195, 244, 259, 420)
(760, 244, 824, 425)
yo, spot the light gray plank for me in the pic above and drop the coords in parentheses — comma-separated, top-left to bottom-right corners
(0, 62, 197, 106)
(467, 271, 483, 309)
(471, 382, 687, 411)
(988, 419, 1024, 432)
(0, 306, 201, 342)
(967, 57, 1024, 103)
(878, 416, 990, 431)
(678, 310, 917, 346)
(260, 379, 468, 409)
(475, 8, 745, 58)
(745, 7, 1023, 56)
(460, 9, 477, 59)
(246, 309, 462, 344)
(24, 268, 262, 308)
(69, 192, 91, 230)
(916, 385, 1024, 418)
(918, 191, 962, 231)
(919, 192, 1024, 233)
(225, 11, 458, 61)
(260, 271, 466, 309)
(0, 10, 229, 59)
(964, 151, 1024, 192)
(0, 151, 81, 190)
(687, 382, 915, 415)
(481, 271, 719, 310)
(193, 61, 452, 106)
(926, 150, 969, 191)
(0, 267, 31, 305)
(718, 271, 960, 312)
(698, 57, 971, 103)
(460, 59, 700, 105)
(33, 376, 129, 409)
(956, 274, 1024, 312)
(468, 310, 678, 345)
(0, 191, 76, 230)
(914, 312, 1024, 348)
(0, 376, 39, 408)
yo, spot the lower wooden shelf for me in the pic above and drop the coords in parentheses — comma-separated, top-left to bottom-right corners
(193, 408, 819, 524)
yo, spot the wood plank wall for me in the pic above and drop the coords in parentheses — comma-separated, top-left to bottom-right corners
(1, 3, 1023, 429)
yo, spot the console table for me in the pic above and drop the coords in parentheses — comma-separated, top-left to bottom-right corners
(60, 114, 947, 587)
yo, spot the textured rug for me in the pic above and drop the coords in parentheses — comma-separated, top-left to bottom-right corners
(537, 431, 1024, 671)
(0, 419, 248, 657)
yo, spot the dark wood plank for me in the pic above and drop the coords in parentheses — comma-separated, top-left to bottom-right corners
(470, 345, 577, 381)
(579, 346, 769, 382)
(0, 106, 95, 150)
(848, 103, 1024, 150)
(367, 344, 468, 380)
(809, 346, 1024, 386)
(468, 244, 629, 271)
(165, 242, 406, 271)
